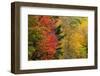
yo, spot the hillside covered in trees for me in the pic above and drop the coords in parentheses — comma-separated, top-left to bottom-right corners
(28, 15, 88, 60)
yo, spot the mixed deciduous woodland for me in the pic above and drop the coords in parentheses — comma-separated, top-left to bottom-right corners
(28, 15, 88, 60)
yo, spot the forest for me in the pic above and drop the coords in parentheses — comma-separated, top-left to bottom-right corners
(28, 15, 88, 60)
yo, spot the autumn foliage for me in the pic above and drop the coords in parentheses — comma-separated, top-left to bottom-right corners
(28, 15, 88, 60)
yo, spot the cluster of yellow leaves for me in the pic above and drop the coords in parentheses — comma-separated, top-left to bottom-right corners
(70, 32, 86, 57)
(60, 17, 88, 58)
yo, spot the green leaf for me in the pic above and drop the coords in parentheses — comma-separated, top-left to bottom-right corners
(57, 50, 63, 56)
(28, 42, 33, 46)
(28, 46, 36, 52)
(56, 47, 62, 50)
(52, 16, 59, 19)
(28, 16, 37, 27)
(55, 25, 62, 34)
(28, 29, 42, 42)
(70, 18, 81, 27)
(58, 35, 65, 40)
(55, 49, 63, 59)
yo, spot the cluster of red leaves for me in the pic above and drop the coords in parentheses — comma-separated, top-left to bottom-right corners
(36, 16, 58, 59)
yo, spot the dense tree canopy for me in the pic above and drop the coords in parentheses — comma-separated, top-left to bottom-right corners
(28, 15, 88, 60)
